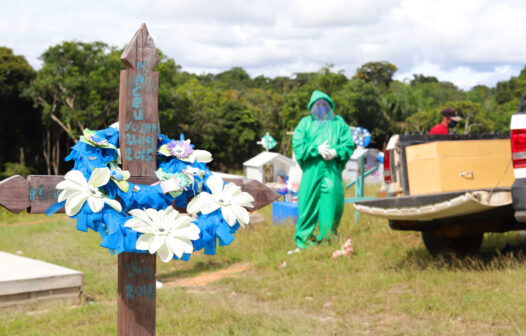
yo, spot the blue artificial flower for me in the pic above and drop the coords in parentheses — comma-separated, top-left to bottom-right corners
(191, 209, 240, 255)
(49, 127, 247, 260)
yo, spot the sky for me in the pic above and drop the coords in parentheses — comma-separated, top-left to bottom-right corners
(1, 0, 526, 90)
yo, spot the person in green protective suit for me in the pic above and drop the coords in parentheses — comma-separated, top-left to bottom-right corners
(292, 90, 355, 249)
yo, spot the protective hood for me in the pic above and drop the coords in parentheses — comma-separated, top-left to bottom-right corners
(307, 90, 335, 111)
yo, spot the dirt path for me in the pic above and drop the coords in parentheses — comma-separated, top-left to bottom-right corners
(163, 262, 252, 288)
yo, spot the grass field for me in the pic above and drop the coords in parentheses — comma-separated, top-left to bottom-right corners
(1, 202, 526, 335)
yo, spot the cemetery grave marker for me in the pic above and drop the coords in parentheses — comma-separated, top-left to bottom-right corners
(0, 23, 279, 336)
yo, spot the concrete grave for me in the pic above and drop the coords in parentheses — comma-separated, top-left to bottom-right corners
(0, 251, 83, 308)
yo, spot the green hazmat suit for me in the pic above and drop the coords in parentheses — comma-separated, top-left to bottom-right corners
(292, 90, 355, 248)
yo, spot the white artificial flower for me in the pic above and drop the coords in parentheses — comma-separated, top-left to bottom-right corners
(56, 168, 122, 216)
(182, 148, 212, 164)
(158, 139, 212, 164)
(125, 206, 200, 262)
(187, 175, 255, 227)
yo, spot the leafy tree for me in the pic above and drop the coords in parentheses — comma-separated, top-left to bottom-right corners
(254, 75, 271, 89)
(26, 41, 123, 173)
(212, 67, 253, 90)
(28, 42, 122, 139)
(0, 47, 40, 176)
(406, 109, 441, 134)
(410, 74, 438, 86)
(414, 81, 463, 107)
(208, 102, 260, 170)
(492, 99, 519, 133)
(278, 84, 316, 154)
(157, 51, 187, 133)
(5, 40, 526, 174)
(313, 66, 348, 94)
(353, 61, 398, 89)
(448, 100, 492, 134)
(0, 162, 34, 179)
(334, 78, 387, 146)
(238, 87, 284, 139)
(170, 78, 224, 145)
(380, 81, 433, 135)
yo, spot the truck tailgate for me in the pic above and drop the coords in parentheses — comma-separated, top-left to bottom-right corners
(354, 189, 511, 221)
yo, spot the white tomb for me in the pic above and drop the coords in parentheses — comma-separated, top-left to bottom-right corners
(243, 152, 297, 184)
(0, 251, 83, 308)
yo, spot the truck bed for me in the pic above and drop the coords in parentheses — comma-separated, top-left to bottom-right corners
(354, 188, 511, 221)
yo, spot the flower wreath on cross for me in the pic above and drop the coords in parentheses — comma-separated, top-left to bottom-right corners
(47, 123, 254, 262)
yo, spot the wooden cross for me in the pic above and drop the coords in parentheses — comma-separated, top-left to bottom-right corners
(0, 24, 279, 336)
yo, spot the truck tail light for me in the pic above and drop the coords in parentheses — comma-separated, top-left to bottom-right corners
(511, 129, 526, 168)
(384, 150, 392, 184)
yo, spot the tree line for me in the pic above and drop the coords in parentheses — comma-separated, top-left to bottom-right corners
(1, 42, 525, 177)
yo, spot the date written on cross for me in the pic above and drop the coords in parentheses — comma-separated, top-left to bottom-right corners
(125, 60, 157, 163)
(124, 260, 155, 302)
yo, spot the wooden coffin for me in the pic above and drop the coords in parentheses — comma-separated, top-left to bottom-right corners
(406, 139, 514, 195)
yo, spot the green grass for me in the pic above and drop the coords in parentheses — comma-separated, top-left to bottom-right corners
(1, 204, 526, 335)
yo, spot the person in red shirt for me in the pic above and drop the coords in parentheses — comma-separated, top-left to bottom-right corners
(429, 107, 461, 135)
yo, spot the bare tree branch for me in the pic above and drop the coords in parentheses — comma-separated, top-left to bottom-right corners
(50, 113, 77, 142)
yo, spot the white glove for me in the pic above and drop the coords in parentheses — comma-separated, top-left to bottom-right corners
(326, 148, 337, 160)
(318, 141, 330, 160)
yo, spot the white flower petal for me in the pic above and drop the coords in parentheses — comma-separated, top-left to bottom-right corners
(221, 206, 237, 227)
(222, 183, 241, 198)
(58, 189, 77, 202)
(200, 202, 221, 215)
(65, 193, 89, 216)
(178, 239, 195, 254)
(157, 244, 173, 262)
(145, 208, 161, 225)
(64, 170, 89, 188)
(129, 209, 154, 225)
(89, 168, 111, 187)
(171, 226, 200, 240)
(180, 153, 195, 163)
(121, 170, 130, 180)
(193, 150, 212, 163)
(125, 218, 155, 233)
(187, 193, 212, 214)
(164, 206, 177, 218)
(88, 197, 104, 213)
(231, 192, 255, 207)
(104, 198, 122, 212)
(171, 214, 192, 228)
(136, 233, 155, 250)
(149, 235, 164, 254)
(207, 175, 224, 195)
(56, 180, 84, 191)
(166, 237, 185, 258)
(231, 205, 249, 227)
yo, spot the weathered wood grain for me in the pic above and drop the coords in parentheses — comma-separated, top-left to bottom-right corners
(118, 23, 158, 336)
(121, 23, 160, 71)
(0, 175, 30, 213)
(118, 48, 159, 177)
(117, 252, 156, 336)
(0, 175, 278, 215)
(224, 178, 280, 211)
(27, 175, 64, 214)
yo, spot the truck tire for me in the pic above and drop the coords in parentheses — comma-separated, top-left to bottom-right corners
(421, 232, 484, 257)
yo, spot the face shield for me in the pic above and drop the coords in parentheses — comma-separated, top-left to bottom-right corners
(309, 98, 334, 121)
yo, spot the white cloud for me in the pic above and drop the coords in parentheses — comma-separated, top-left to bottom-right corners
(1, 0, 525, 89)
(395, 61, 520, 89)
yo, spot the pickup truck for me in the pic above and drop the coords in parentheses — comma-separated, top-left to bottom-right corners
(354, 132, 524, 256)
